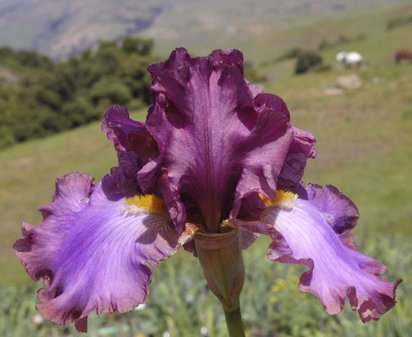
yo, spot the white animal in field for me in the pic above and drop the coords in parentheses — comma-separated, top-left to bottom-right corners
(336, 51, 366, 68)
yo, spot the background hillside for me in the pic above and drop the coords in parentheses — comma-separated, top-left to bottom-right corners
(0, 0, 409, 58)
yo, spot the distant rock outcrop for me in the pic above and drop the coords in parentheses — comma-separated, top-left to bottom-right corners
(335, 74, 362, 90)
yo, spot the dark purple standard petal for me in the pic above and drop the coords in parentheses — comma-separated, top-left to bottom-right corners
(231, 93, 293, 218)
(102, 105, 158, 160)
(235, 187, 400, 322)
(14, 173, 191, 330)
(278, 127, 316, 191)
(102, 152, 143, 200)
(144, 48, 293, 231)
(102, 105, 160, 193)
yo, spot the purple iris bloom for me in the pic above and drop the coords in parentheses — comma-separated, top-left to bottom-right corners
(14, 48, 399, 333)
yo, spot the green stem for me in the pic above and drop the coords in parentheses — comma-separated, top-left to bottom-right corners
(224, 307, 246, 337)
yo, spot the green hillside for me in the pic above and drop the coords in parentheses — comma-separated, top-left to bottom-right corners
(154, 1, 412, 65)
(0, 0, 408, 58)
(2, 2, 412, 291)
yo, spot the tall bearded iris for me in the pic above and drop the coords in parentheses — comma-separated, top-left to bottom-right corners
(14, 48, 399, 336)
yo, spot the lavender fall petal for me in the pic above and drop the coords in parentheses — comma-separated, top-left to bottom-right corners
(235, 187, 399, 322)
(14, 173, 189, 329)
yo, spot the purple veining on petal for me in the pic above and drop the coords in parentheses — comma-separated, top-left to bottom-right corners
(144, 48, 293, 231)
(158, 168, 187, 233)
(278, 127, 316, 191)
(235, 196, 400, 322)
(14, 173, 186, 330)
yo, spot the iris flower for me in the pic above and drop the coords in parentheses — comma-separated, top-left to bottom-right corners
(14, 48, 399, 336)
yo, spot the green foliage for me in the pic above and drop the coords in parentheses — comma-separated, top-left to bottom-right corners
(275, 47, 306, 62)
(295, 50, 323, 75)
(0, 37, 266, 148)
(90, 78, 132, 106)
(274, 48, 329, 75)
(400, 109, 412, 120)
(0, 37, 155, 149)
(387, 14, 412, 30)
(0, 236, 409, 337)
(119, 54, 153, 104)
(122, 36, 154, 56)
(244, 61, 266, 83)
(14, 50, 54, 69)
(0, 46, 53, 71)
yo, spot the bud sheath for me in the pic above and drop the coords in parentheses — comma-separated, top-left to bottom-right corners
(194, 229, 245, 312)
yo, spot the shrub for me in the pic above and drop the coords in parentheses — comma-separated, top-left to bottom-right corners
(122, 36, 154, 56)
(295, 51, 323, 75)
(0, 36, 156, 149)
(387, 15, 412, 30)
(244, 61, 266, 83)
(275, 47, 306, 62)
(90, 78, 132, 106)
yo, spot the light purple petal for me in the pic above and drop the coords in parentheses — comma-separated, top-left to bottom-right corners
(278, 127, 316, 190)
(235, 191, 399, 322)
(14, 173, 189, 329)
(306, 183, 359, 234)
(145, 48, 293, 230)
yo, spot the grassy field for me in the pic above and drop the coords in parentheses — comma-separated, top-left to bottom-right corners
(154, 2, 412, 64)
(1, 2, 412, 336)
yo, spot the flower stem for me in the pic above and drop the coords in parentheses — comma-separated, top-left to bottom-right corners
(224, 307, 246, 337)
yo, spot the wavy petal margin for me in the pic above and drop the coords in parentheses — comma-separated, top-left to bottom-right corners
(102, 105, 158, 160)
(145, 48, 293, 230)
(14, 173, 192, 331)
(235, 186, 400, 322)
(278, 127, 316, 191)
(306, 183, 359, 234)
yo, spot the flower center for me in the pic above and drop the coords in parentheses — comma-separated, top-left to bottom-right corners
(259, 190, 298, 210)
(123, 195, 167, 215)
